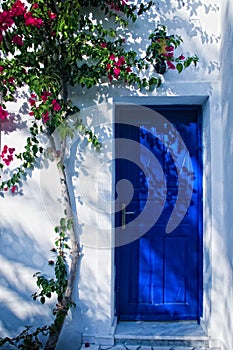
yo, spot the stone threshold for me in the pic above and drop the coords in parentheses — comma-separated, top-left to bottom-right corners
(114, 321, 209, 347)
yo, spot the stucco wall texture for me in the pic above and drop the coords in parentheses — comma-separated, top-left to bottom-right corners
(1, 1, 233, 349)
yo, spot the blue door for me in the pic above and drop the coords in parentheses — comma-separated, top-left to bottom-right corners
(115, 105, 202, 321)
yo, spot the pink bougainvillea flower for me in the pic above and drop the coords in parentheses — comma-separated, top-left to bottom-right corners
(11, 185, 17, 194)
(12, 34, 24, 46)
(126, 66, 132, 73)
(100, 42, 107, 48)
(179, 54, 185, 60)
(0, 11, 14, 29)
(163, 52, 174, 58)
(8, 77, 15, 84)
(24, 12, 34, 25)
(109, 54, 115, 61)
(10, 0, 26, 17)
(0, 66, 4, 73)
(24, 12, 44, 27)
(42, 111, 49, 123)
(32, 3, 39, 9)
(41, 91, 52, 102)
(8, 147, 15, 154)
(1, 145, 15, 166)
(52, 99, 61, 111)
(106, 63, 112, 71)
(29, 93, 36, 105)
(119, 56, 125, 64)
(115, 60, 122, 67)
(0, 106, 9, 120)
(35, 18, 44, 27)
(165, 45, 174, 52)
(113, 67, 120, 78)
(48, 11, 57, 19)
(108, 74, 113, 82)
(115, 56, 126, 67)
(2, 145, 8, 154)
(167, 61, 176, 70)
(29, 97, 36, 106)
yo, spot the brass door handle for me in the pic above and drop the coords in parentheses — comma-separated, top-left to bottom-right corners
(121, 203, 135, 230)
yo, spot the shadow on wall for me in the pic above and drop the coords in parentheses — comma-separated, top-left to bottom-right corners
(70, 0, 220, 109)
(0, 224, 54, 337)
(124, 0, 220, 76)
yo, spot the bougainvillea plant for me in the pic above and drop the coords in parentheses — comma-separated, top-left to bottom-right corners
(0, 0, 198, 348)
(146, 24, 198, 74)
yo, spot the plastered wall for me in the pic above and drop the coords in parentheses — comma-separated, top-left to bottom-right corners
(2, 1, 232, 349)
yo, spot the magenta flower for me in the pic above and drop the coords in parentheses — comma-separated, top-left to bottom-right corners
(8, 77, 14, 83)
(100, 42, 107, 48)
(109, 54, 115, 61)
(2, 145, 8, 154)
(11, 185, 17, 194)
(35, 18, 44, 27)
(52, 99, 61, 111)
(163, 52, 173, 58)
(179, 55, 185, 60)
(0, 145, 15, 166)
(115, 60, 122, 67)
(113, 67, 120, 78)
(0, 66, 4, 73)
(24, 12, 44, 27)
(0, 11, 14, 29)
(42, 111, 49, 123)
(10, 0, 26, 17)
(24, 12, 34, 25)
(119, 56, 125, 64)
(167, 61, 176, 70)
(9, 147, 15, 154)
(0, 106, 9, 120)
(165, 45, 174, 52)
(41, 91, 52, 102)
(115, 56, 125, 67)
(48, 11, 57, 20)
(108, 74, 113, 82)
(29, 97, 36, 106)
(12, 34, 23, 46)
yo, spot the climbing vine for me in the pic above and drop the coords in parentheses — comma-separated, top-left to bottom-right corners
(0, 0, 198, 348)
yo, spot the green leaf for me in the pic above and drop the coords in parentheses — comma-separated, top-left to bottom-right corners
(176, 63, 183, 73)
(60, 218, 66, 228)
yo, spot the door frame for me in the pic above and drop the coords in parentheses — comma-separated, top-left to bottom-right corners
(113, 96, 208, 326)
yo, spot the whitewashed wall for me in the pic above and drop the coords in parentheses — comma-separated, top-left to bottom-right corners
(1, 0, 233, 349)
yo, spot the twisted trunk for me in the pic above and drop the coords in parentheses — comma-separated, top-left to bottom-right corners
(45, 79, 80, 350)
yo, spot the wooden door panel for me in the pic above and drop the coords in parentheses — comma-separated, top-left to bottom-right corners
(115, 105, 202, 321)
